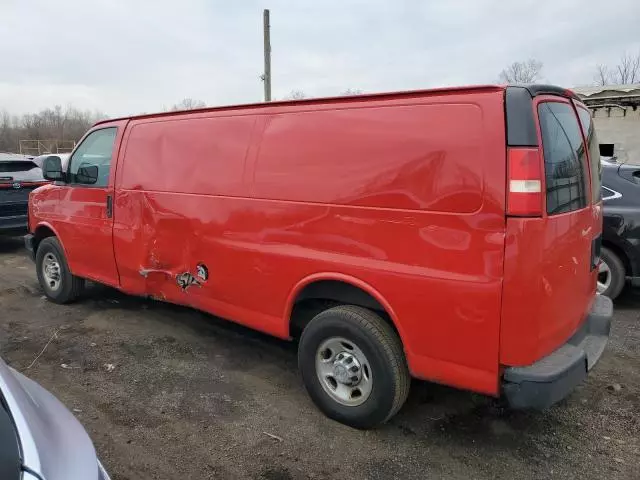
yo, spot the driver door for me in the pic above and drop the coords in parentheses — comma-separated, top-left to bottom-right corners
(54, 121, 125, 286)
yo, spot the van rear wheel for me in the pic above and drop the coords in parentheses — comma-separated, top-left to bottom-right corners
(35, 237, 84, 304)
(298, 305, 410, 429)
(598, 247, 625, 300)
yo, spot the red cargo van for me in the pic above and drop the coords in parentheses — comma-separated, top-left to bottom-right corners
(26, 84, 612, 428)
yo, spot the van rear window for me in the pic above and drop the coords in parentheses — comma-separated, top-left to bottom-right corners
(537, 102, 589, 215)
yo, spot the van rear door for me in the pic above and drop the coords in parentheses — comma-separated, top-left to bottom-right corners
(500, 86, 600, 367)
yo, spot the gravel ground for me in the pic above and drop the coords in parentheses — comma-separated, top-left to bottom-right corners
(0, 236, 638, 480)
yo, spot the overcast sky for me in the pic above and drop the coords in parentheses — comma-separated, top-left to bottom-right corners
(1, 0, 639, 116)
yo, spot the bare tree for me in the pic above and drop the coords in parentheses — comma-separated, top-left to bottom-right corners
(341, 88, 364, 96)
(616, 52, 640, 84)
(285, 89, 307, 100)
(0, 106, 105, 153)
(498, 59, 543, 84)
(594, 64, 611, 86)
(170, 98, 206, 111)
(593, 52, 640, 85)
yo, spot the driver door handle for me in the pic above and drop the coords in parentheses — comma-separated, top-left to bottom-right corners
(106, 194, 113, 218)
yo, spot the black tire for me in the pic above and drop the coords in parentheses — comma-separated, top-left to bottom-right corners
(35, 237, 84, 304)
(298, 305, 410, 429)
(599, 247, 625, 300)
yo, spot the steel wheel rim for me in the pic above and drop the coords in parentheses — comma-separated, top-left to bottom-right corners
(315, 336, 373, 407)
(42, 252, 62, 292)
(597, 260, 611, 294)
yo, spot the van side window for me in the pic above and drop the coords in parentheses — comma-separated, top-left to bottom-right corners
(537, 102, 588, 215)
(68, 127, 117, 187)
(576, 106, 602, 202)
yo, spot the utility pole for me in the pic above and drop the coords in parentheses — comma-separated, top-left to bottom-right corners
(263, 9, 271, 102)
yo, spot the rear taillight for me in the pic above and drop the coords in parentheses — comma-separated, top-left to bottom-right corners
(507, 147, 543, 217)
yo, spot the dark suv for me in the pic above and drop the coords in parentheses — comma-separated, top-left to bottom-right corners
(0, 154, 48, 235)
(599, 157, 640, 299)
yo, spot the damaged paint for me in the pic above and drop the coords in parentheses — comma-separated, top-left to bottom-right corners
(176, 272, 201, 290)
(138, 268, 173, 279)
(139, 266, 204, 292)
(196, 263, 209, 281)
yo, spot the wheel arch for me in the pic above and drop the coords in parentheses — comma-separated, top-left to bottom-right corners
(602, 239, 632, 277)
(33, 222, 68, 258)
(285, 273, 409, 352)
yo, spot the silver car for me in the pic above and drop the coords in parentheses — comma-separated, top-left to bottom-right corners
(0, 357, 109, 479)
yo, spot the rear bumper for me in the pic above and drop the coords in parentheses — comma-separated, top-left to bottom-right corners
(0, 215, 28, 235)
(502, 294, 612, 409)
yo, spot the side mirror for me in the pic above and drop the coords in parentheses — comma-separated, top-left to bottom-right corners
(75, 164, 98, 184)
(42, 156, 64, 181)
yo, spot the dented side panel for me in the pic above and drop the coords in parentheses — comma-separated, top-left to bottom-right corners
(111, 113, 282, 332)
(109, 91, 508, 396)
(113, 190, 287, 336)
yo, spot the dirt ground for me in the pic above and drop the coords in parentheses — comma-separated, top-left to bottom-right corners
(0, 236, 638, 480)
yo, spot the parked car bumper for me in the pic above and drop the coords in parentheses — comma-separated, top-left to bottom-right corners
(24, 233, 36, 261)
(0, 214, 28, 236)
(502, 294, 612, 409)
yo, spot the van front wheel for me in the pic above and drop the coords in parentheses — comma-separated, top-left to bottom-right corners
(298, 305, 410, 429)
(35, 237, 84, 304)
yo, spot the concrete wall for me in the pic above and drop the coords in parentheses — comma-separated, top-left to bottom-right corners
(591, 106, 640, 161)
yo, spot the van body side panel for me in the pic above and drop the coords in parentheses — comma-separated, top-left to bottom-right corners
(113, 91, 506, 395)
(113, 114, 256, 300)
(250, 94, 507, 394)
(253, 104, 484, 212)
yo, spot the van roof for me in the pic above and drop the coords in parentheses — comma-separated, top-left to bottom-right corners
(93, 83, 576, 126)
